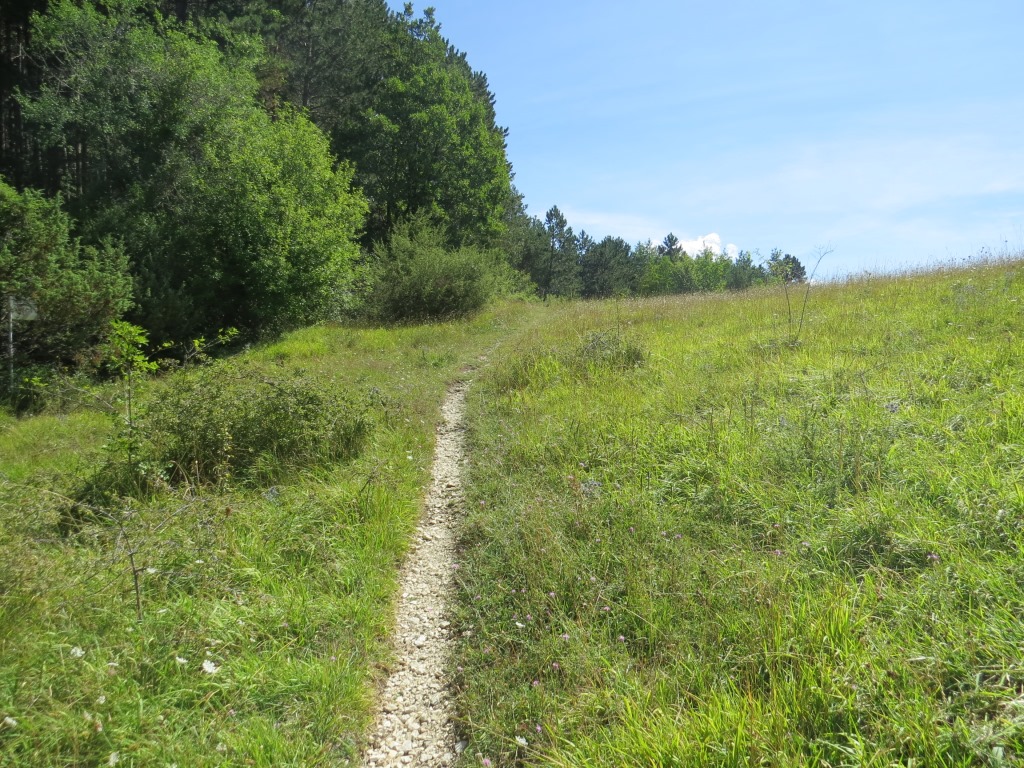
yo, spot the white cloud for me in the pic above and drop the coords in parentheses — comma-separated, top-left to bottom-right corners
(677, 232, 720, 254)
(676, 233, 740, 257)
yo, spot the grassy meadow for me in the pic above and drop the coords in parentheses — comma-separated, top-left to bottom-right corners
(2, 259, 1022, 767)
(0, 303, 537, 767)
(453, 260, 1024, 766)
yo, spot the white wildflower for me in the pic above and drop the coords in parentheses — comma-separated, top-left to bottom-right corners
(202, 660, 219, 675)
(108, 752, 120, 766)
(2, 716, 16, 728)
(515, 736, 528, 747)
(514, 622, 525, 628)
(96, 695, 106, 705)
(175, 656, 188, 665)
(69, 646, 85, 658)
(145, 567, 157, 575)
(215, 743, 227, 752)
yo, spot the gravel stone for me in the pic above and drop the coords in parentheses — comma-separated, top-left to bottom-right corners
(363, 381, 470, 767)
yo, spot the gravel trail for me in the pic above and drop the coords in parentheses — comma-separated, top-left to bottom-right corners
(363, 380, 470, 767)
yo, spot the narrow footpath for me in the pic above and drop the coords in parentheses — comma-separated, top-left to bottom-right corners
(363, 380, 470, 767)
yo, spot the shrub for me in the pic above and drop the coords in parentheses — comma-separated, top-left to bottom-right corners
(367, 217, 503, 321)
(141, 361, 372, 485)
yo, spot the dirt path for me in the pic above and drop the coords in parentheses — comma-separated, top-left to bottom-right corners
(363, 380, 470, 767)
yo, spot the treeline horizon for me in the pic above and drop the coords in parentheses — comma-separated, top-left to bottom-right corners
(0, 0, 806, 388)
(512, 204, 807, 301)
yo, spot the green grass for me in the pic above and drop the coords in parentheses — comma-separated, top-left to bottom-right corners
(0, 302, 541, 767)
(453, 262, 1024, 766)
(5, 262, 1023, 767)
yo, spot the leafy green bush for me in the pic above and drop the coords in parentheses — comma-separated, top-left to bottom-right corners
(367, 217, 509, 321)
(142, 361, 372, 484)
(0, 178, 132, 371)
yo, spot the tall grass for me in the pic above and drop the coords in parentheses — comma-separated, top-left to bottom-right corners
(454, 261, 1024, 766)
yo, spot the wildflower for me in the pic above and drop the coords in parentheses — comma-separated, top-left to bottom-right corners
(2, 716, 16, 728)
(526, 614, 533, 621)
(927, 552, 940, 563)
(515, 622, 525, 629)
(601, 606, 610, 612)
(801, 541, 811, 548)
(482, 760, 492, 767)
(96, 695, 106, 705)
(202, 660, 219, 674)
(552, 662, 560, 670)
(772, 549, 783, 556)
(516, 736, 528, 747)
(70, 646, 85, 659)
(547, 592, 555, 598)
(175, 656, 188, 665)
(145, 567, 157, 575)
(560, 633, 570, 641)
(618, 635, 626, 643)
(532, 680, 540, 687)
(535, 724, 542, 733)
(108, 752, 120, 766)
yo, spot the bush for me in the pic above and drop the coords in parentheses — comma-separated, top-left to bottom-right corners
(0, 178, 132, 372)
(141, 361, 372, 485)
(367, 217, 507, 322)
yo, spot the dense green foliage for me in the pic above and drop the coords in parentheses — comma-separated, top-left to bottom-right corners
(0, 178, 131, 368)
(21, 0, 368, 341)
(0, 0, 516, 365)
(454, 260, 1024, 766)
(367, 218, 509, 322)
(143, 360, 372, 484)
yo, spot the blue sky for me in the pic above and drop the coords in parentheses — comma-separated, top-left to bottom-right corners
(391, 1, 1024, 276)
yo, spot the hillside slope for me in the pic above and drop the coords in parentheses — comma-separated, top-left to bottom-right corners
(455, 261, 1024, 766)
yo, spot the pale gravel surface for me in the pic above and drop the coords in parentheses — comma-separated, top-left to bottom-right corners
(363, 379, 471, 767)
